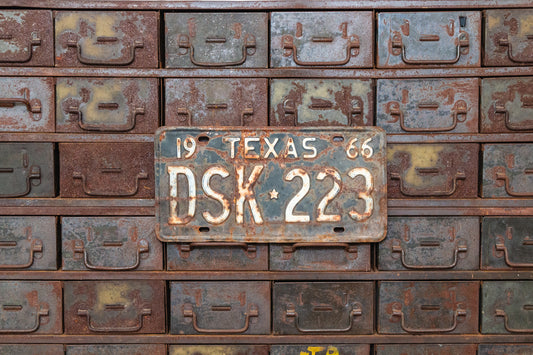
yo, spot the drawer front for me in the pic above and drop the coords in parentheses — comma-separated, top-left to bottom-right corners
(270, 12, 373, 68)
(169, 345, 269, 355)
(170, 281, 270, 335)
(0, 143, 55, 198)
(378, 217, 479, 271)
(66, 345, 166, 355)
(0, 281, 62, 334)
(270, 79, 373, 127)
(273, 282, 374, 335)
(0, 344, 63, 355)
(376, 78, 479, 133)
(271, 345, 370, 355)
(387, 144, 479, 198)
(55, 11, 158, 68)
(165, 13, 268, 68)
(376, 344, 477, 355)
(165, 78, 267, 126)
(377, 11, 481, 68)
(56, 78, 159, 133)
(479, 344, 533, 355)
(378, 281, 479, 334)
(59, 142, 154, 198)
(64, 280, 165, 334)
(62, 217, 162, 271)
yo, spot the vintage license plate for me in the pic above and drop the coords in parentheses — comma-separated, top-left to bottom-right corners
(155, 127, 386, 243)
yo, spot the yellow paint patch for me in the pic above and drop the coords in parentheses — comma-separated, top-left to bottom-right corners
(487, 15, 502, 31)
(94, 282, 131, 312)
(519, 15, 533, 36)
(388, 144, 444, 186)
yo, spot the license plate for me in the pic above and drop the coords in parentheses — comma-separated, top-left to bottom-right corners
(155, 127, 386, 243)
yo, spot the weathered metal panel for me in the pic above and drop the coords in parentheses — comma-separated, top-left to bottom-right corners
(270, 12, 373, 68)
(165, 13, 268, 68)
(375, 344, 477, 355)
(169, 345, 269, 355)
(170, 281, 270, 335)
(165, 78, 267, 127)
(270, 79, 373, 127)
(66, 345, 166, 355)
(271, 345, 370, 355)
(273, 282, 374, 335)
(479, 344, 533, 355)
(0, 344, 64, 355)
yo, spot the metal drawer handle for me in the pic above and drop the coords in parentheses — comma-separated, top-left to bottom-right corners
(495, 241, 533, 268)
(495, 308, 533, 333)
(496, 169, 533, 197)
(392, 243, 467, 269)
(499, 36, 533, 64)
(283, 99, 362, 126)
(392, 31, 469, 65)
(178, 242, 256, 259)
(178, 34, 255, 67)
(0, 238, 42, 269)
(67, 37, 144, 66)
(286, 302, 362, 333)
(72, 170, 148, 197)
(0, 148, 41, 198)
(282, 243, 358, 258)
(183, 303, 258, 334)
(392, 304, 466, 333)
(282, 34, 360, 66)
(0, 305, 48, 333)
(77, 306, 151, 332)
(0, 87, 42, 121)
(494, 103, 533, 131)
(390, 170, 466, 197)
(0, 33, 41, 63)
(68, 104, 145, 132)
(74, 238, 149, 270)
(388, 100, 467, 132)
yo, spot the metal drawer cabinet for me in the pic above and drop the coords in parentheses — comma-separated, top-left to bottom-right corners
(270, 79, 373, 127)
(271, 345, 370, 355)
(377, 12, 481, 68)
(169, 345, 270, 355)
(56, 78, 159, 133)
(66, 345, 166, 355)
(165, 78, 268, 126)
(62, 217, 162, 271)
(54, 11, 158, 68)
(0, 344, 63, 354)
(59, 142, 154, 198)
(376, 78, 479, 133)
(378, 281, 479, 334)
(479, 344, 533, 354)
(387, 144, 479, 198)
(270, 12, 373, 68)
(273, 282, 374, 335)
(64, 280, 165, 334)
(375, 344, 477, 355)
(378, 217, 479, 271)
(165, 13, 268, 68)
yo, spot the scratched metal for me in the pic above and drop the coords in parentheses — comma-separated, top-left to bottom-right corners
(376, 78, 479, 133)
(55, 11, 158, 68)
(270, 79, 373, 127)
(375, 344, 477, 355)
(56, 78, 159, 133)
(0, 281, 62, 334)
(0, 10, 53, 66)
(64, 280, 165, 334)
(66, 344, 166, 355)
(484, 9, 533, 66)
(387, 143, 479, 198)
(270, 12, 373, 68)
(479, 344, 533, 355)
(378, 281, 479, 334)
(482, 281, 533, 334)
(273, 282, 373, 335)
(0, 344, 63, 354)
(59, 142, 154, 198)
(0, 216, 56, 270)
(0, 143, 55, 198)
(169, 345, 269, 355)
(271, 345, 370, 355)
(62, 217, 162, 271)
(170, 281, 270, 335)
(378, 217, 479, 271)
(165, 78, 267, 127)
(481, 77, 533, 133)
(165, 13, 268, 68)
(155, 127, 387, 243)
(377, 12, 481, 68)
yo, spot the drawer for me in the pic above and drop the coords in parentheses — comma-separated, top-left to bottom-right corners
(387, 144, 479, 198)
(376, 78, 479, 133)
(378, 281, 479, 334)
(170, 281, 270, 335)
(59, 142, 154, 198)
(55, 11, 158, 68)
(270, 79, 373, 127)
(64, 280, 165, 334)
(377, 11, 481, 68)
(169, 345, 269, 355)
(165, 13, 268, 68)
(479, 344, 533, 354)
(271, 345, 370, 355)
(273, 282, 374, 335)
(62, 217, 162, 271)
(165, 78, 267, 126)
(66, 345, 166, 355)
(378, 217, 479, 271)
(375, 344, 477, 355)
(0, 344, 63, 354)
(270, 12, 373, 68)
(0, 10, 53, 66)
(0, 216, 57, 270)
(56, 78, 159, 133)
(0, 281, 62, 334)
(0, 143, 55, 198)
(481, 77, 533, 133)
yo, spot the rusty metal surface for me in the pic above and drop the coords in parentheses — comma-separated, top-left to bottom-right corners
(375, 344, 477, 354)
(169, 345, 270, 355)
(59, 142, 154, 198)
(378, 281, 479, 334)
(165, 13, 268, 68)
(376, 78, 479, 133)
(56, 77, 159, 133)
(170, 281, 270, 335)
(270, 12, 373, 68)
(387, 143, 479, 198)
(270, 79, 373, 127)
(66, 344, 166, 355)
(271, 344, 370, 355)
(54, 11, 158, 68)
(0, 344, 64, 354)
(61, 217, 162, 271)
(479, 344, 533, 355)
(377, 12, 481, 68)
(165, 78, 267, 127)
(64, 280, 165, 334)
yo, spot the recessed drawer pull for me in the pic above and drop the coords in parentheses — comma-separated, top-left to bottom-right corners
(77, 306, 151, 332)
(495, 169, 533, 197)
(67, 38, 144, 66)
(495, 308, 533, 333)
(286, 302, 362, 333)
(391, 304, 466, 333)
(392, 32, 469, 64)
(73, 238, 149, 271)
(0, 33, 41, 63)
(388, 100, 467, 132)
(0, 305, 48, 333)
(282, 34, 360, 66)
(72, 170, 148, 197)
(498, 36, 533, 64)
(390, 170, 466, 196)
(183, 302, 258, 334)
(392, 243, 467, 269)
(0, 238, 42, 269)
